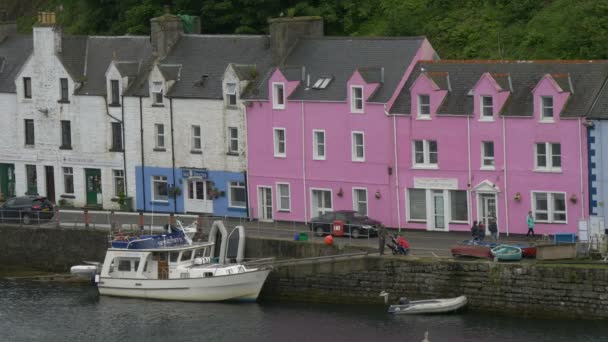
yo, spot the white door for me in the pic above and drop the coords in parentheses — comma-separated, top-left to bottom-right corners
(478, 193, 497, 234)
(258, 187, 273, 221)
(430, 190, 446, 230)
(311, 189, 332, 219)
(185, 179, 213, 213)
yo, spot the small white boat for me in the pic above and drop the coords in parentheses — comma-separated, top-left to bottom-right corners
(70, 265, 98, 277)
(388, 295, 467, 314)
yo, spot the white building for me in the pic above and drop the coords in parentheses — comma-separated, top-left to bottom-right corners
(0, 13, 152, 209)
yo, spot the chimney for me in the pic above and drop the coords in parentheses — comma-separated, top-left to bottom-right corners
(150, 6, 183, 58)
(269, 16, 323, 65)
(33, 12, 62, 55)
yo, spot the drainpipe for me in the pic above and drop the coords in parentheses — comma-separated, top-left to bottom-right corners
(466, 116, 472, 226)
(301, 101, 308, 223)
(579, 118, 585, 219)
(502, 116, 509, 237)
(139, 96, 146, 211)
(120, 95, 128, 198)
(169, 97, 177, 214)
(386, 106, 401, 232)
(243, 104, 251, 219)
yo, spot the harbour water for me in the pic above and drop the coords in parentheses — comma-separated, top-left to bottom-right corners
(1, 280, 607, 342)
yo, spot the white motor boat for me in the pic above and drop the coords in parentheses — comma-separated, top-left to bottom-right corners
(96, 242, 271, 302)
(388, 296, 467, 314)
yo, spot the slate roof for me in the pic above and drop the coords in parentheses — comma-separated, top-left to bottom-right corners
(77, 36, 152, 96)
(158, 64, 181, 81)
(587, 78, 608, 119)
(58, 36, 88, 81)
(390, 60, 608, 117)
(0, 33, 32, 93)
(232, 64, 257, 81)
(245, 36, 425, 102)
(131, 34, 272, 99)
(358, 67, 382, 84)
(115, 61, 141, 78)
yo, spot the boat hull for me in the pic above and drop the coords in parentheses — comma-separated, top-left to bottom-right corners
(388, 296, 468, 314)
(98, 269, 271, 302)
(451, 245, 492, 259)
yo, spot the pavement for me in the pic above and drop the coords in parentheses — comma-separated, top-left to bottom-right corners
(3, 209, 545, 259)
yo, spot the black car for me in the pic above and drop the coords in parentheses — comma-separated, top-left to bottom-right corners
(309, 210, 382, 238)
(0, 196, 54, 224)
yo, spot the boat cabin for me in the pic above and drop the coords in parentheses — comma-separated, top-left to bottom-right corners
(100, 242, 247, 280)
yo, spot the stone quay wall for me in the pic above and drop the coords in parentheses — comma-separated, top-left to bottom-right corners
(260, 256, 608, 320)
(1, 226, 607, 319)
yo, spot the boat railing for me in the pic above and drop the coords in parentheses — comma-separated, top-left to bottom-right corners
(239, 257, 276, 269)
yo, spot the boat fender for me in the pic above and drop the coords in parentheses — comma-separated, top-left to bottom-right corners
(194, 257, 203, 265)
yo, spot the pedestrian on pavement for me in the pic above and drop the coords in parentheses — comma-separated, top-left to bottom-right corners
(378, 225, 387, 255)
(471, 221, 479, 241)
(489, 217, 498, 241)
(526, 211, 535, 237)
(477, 222, 486, 241)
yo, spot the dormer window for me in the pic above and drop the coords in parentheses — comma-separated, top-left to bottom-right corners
(272, 83, 285, 109)
(417, 94, 430, 118)
(23, 77, 32, 99)
(226, 83, 237, 107)
(480, 96, 493, 120)
(59, 78, 69, 102)
(110, 80, 120, 105)
(351, 86, 364, 113)
(151, 82, 164, 105)
(541, 96, 554, 121)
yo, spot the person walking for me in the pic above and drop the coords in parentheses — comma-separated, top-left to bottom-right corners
(471, 221, 479, 241)
(488, 217, 498, 241)
(526, 211, 535, 237)
(378, 225, 387, 255)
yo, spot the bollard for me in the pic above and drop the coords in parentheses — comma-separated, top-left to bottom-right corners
(139, 211, 144, 231)
(169, 213, 175, 226)
(84, 207, 89, 228)
(55, 206, 60, 228)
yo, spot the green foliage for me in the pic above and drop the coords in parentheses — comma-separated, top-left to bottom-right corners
(8, 0, 608, 59)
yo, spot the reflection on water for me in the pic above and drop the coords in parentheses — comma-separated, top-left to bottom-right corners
(0, 280, 606, 342)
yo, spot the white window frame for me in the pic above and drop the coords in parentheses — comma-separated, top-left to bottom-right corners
(417, 94, 431, 118)
(228, 127, 239, 154)
(350, 86, 364, 113)
(412, 139, 438, 168)
(534, 142, 561, 172)
(273, 128, 286, 158)
(406, 188, 427, 222)
(272, 82, 285, 110)
(540, 96, 554, 122)
(310, 188, 333, 218)
(480, 95, 494, 121)
(191, 125, 201, 151)
(63, 167, 74, 194)
(228, 181, 246, 209)
(151, 82, 164, 105)
(352, 188, 368, 216)
(276, 182, 291, 212)
(449, 190, 469, 223)
(351, 131, 365, 162)
(313, 129, 326, 160)
(225, 82, 237, 107)
(531, 191, 567, 224)
(481, 141, 495, 170)
(113, 169, 125, 197)
(152, 175, 168, 202)
(155, 124, 165, 149)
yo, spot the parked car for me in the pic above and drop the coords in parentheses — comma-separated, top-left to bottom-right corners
(309, 210, 382, 238)
(0, 196, 54, 224)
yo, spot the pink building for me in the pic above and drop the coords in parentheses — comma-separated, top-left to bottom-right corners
(245, 34, 437, 226)
(246, 46, 607, 235)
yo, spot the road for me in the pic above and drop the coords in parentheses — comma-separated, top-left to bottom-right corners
(6, 209, 537, 258)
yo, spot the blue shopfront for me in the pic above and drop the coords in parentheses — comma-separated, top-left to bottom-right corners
(135, 166, 248, 217)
